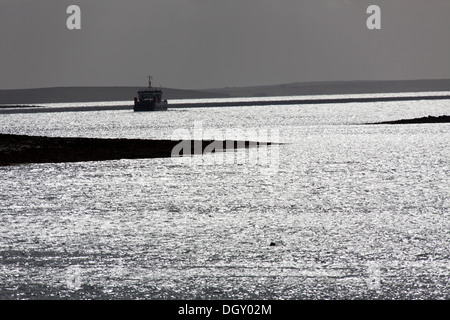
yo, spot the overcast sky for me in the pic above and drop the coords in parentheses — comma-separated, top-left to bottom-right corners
(1, 0, 449, 89)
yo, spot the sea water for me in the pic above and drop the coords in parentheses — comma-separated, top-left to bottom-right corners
(0, 93, 449, 299)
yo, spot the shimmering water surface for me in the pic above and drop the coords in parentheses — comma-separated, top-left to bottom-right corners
(1, 93, 449, 299)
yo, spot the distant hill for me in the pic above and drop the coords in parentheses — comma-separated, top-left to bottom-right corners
(204, 79, 450, 97)
(1, 79, 449, 104)
(0, 87, 228, 105)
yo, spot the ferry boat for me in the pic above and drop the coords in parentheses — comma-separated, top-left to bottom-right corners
(133, 76, 168, 111)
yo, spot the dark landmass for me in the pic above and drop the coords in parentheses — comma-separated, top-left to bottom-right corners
(0, 105, 41, 108)
(1, 79, 449, 105)
(0, 134, 271, 166)
(367, 115, 450, 125)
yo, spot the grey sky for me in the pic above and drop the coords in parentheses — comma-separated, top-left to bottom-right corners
(1, 0, 449, 89)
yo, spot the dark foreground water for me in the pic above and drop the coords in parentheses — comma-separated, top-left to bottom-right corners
(0, 93, 449, 299)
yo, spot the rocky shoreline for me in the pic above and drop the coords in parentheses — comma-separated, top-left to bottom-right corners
(0, 134, 270, 166)
(367, 115, 450, 125)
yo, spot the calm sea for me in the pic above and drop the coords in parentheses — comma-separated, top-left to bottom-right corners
(1, 92, 449, 299)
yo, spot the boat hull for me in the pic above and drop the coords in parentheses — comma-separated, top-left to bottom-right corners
(133, 100, 168, 112)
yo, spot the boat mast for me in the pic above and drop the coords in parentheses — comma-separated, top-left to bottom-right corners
(148, 75, 153, 89)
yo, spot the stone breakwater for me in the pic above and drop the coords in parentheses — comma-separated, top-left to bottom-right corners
(0, 134, 272, 166)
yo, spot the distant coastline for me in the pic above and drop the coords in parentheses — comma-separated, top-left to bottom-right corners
(1, 79, 450, 105)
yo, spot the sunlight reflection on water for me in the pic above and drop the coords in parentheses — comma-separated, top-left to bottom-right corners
(0, 94, 449, 299)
